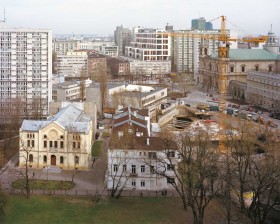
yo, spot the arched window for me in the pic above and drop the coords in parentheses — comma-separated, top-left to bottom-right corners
(255, 64, 259, 71)
(60, 156, 64, 164)
(268, 64, 273, 72)
(241, 65, 245, 72)
(75, 156, 79, 164)
(44, 135, 47, 139)
(204, 48, 208, 56)
(29, 154, 33, 163)
(43, 155, 47, 163)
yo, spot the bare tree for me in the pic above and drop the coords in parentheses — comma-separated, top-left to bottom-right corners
(107, 128, 136, 198)
(79, 68, 87, 102)
(18, 138, 34, 199)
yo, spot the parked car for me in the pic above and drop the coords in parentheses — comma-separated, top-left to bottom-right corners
(226, 108, 234, 115)
(228, 103, 232, 107)
(210, 105, 219, 111)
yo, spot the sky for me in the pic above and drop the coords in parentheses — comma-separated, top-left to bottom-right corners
(0, 0, 279, 36)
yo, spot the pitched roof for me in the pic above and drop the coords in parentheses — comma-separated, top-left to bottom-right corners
(211, 49, 278, 61)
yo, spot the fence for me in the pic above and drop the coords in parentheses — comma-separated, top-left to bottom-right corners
(6, 188, 181, 198)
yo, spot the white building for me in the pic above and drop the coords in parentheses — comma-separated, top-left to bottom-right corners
(53, 40, 80, 55)
(56, 52, 88, 76)
(172, 29, 237, 82)
(125, 28, 171, 75)
(100, 45, 118, 57)
(0, 27, 52, 119)
(107, 107, 178, 191)
(52, 79, 92, 102)
(19, 105, 93, 170)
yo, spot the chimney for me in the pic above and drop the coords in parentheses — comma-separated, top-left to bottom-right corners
(146, 138, 150, 145)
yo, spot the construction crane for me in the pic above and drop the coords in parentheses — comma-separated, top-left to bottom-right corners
(166, 15, 267, 152)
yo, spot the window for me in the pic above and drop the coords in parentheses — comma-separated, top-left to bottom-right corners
(269, 65, 273, 72)
(60, 135, 64, 139)
(73, 142, 76, 148)
(77, 142, 80, 149)
(150, 166, 155, 174)
(230, 66, 234, 73)
(31, 140, 34, 147)
(167, 177, 175, 184)
(44, 135, 47, 138)
(132, 165, 136, 174)
(60, 141, 64, 148)
(167, 151, 175, 158)
(141, 180, 145, 187)
(44, 141, 47, 148)
(113, 164, 118, 172)
(167, 164, 174, 171)
(132, 180, 136, 187)
(148, 152, 156, 159)
(241, 65, 245, 72)
(29, 154, 33, 162)
(141, 165, 145, 173)
(27, 140, 30, 147)
(60, 156, 64, 164)
(123, 164, 127, 172)
(255, 65, 259, 71)
(75, 156, 79, 164)
(43, 155, 47, 163)
(54, 141, 57, 148)
(49, 141, 53, 147)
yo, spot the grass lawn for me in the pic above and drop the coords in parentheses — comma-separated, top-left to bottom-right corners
(91, 141, 103, 157)
(12, 179, 75, 190)
(4, 195, 228, 224)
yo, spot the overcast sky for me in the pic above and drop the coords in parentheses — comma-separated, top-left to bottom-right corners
(0, 0, 279, 36)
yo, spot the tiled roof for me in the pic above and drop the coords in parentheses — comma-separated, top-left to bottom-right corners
(211, 49, 278, 61)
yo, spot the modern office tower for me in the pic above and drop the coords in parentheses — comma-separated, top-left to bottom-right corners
(191, 17, 206, 30)
(114, 25, 132, 56)
(0, 27, 52, 121)
(205, 22, 213, 31)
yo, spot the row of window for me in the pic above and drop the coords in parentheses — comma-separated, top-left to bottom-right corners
(28, 154, 79, 164)
(113, 164, 174, 173)
(130, 177, 175, 188)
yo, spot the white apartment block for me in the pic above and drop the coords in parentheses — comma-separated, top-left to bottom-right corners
(53, 40, 79, 55)
(0, 28, 52, 119)
(52, 79, 92, 102)
(100, 45, 118, 57)
(125, 28, 171, 61)
(56, 52, 88, 77)
(129, 60, 171, 75)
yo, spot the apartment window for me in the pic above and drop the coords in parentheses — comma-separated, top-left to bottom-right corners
(255, 65, 259, 71)
(141, 165, 145, 173)
(31, 140, 34, 147)
(49, 141, 53, 147)
(131, 165, 136, 174)
(241, 65, 245, 72)
(150, 166, 155, 174)
(141, 180, 145, 187)
(44, 141, 47, 148)
(230, 66, 234, 73)
(43, 155, 47, 163)
(75, 156, 79, 164)
(148, 152, 156, 159)
(54, 141, 58, 148)
(123, 164, 127, 172)
(44, 135, 47, 138)
(77, 142, 80, 149)
(60, 141, 64, 148)
(27, 140, 30, 147)
(113, 164, 118, 172)
(167, 164, 174, 171)
(268, 65, 273, 72)
(167, 177, 175, 184)
(73, 142, 76, 148)
(167, 151, 175, 158)
(132, 180, 136, 187)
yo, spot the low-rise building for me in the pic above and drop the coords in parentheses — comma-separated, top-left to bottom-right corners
(19, 105, 93, 170)
(107, 107, 178, 191)
(107, 57, 130, 76)
(100, 46, 118, 57)
(52, 79, 92, 102)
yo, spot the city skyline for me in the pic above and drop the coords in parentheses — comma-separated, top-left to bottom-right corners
(0, 0, 279, 36)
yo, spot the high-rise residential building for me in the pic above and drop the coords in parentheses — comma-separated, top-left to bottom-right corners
(125, 28, 171, 75)
(114, 25, 132, 56)
(171, 29, 237, 82)
(0, 27, 52, 121)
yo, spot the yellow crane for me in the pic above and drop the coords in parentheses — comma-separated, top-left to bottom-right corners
(166, 15, 267, 152)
